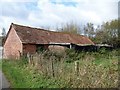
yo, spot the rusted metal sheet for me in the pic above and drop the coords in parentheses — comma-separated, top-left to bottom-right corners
(12, 23, 94, 45)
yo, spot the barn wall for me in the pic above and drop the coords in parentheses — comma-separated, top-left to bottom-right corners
(3, 27, 22, 59)
(23, 44, 36, 55)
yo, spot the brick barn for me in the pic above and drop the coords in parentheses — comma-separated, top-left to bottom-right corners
(3, 23, 94, 59)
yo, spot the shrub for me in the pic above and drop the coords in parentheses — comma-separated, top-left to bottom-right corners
(2, 49, 119, 88)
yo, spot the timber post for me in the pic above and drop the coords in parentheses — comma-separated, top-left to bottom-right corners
(75, 61, 79, 76)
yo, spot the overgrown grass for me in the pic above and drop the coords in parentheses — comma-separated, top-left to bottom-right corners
(2, 49, 119, 88)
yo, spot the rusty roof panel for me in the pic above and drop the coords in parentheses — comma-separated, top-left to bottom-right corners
(12, 23, 94, 45)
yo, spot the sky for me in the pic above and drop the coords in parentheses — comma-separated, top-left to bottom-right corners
(0, 0, 119, 35)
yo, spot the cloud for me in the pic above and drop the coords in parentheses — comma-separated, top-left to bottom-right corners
(36, 0, 118, 26)
(0, 0, 119, 35)
(76, 1, 118, 24)
(0, 0, 38, 2)
(1, 3, 29, 19)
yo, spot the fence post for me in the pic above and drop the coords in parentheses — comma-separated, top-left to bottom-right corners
(18, 50, 21, 58)
(30, 54, 33, 65)
(27, 52, 31, 64)
(51, 56, 55, 77)
(75, 61, 79, 76)
(35, 53, 38, 66)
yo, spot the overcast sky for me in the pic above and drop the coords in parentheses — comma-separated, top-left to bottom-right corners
(0, 0, 119, 35)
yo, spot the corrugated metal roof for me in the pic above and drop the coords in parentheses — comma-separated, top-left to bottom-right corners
(11, 23, 94, 45)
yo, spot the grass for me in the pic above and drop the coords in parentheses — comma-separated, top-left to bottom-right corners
(2, 49, 119, 88)
(0, 59, 2, 70)
(2, 60, 67, 88)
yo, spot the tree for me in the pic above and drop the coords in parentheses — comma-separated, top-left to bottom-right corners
(2, 28, 6, 37)
(93, 19, 119, 48)
(1, 28, 6, 46)
(58, 22, 80, 34)
(83, 23, 95, 39)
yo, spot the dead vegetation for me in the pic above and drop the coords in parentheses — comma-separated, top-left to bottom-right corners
(21, 49, 119, 88)
(1, 47, 119, 88)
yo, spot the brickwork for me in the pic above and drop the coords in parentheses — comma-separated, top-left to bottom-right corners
(3, 27, 22, 59)
(23, 44, 36, 54)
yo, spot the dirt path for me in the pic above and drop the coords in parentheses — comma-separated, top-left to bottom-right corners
(0, 70, 10, 89)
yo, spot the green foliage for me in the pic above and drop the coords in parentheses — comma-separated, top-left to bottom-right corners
(65, 49, 77, 63)
(98, 48, 107, 54)
(0, 60, 2, 69)
(94, 19, 119, 47)
(37, 47, 45, 53)
(2, 49, 118, 88)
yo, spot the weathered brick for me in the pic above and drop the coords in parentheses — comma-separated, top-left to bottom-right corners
(3, 26, 22, 59)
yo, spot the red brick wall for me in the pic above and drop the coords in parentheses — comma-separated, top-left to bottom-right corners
(3, 27, 22, 59)
(23, 44, 36, 54)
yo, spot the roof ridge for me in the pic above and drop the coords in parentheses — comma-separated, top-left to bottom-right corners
(12, 23, 50, 31)
(12, 23, 84, 36)
(4, 23, 94, 45)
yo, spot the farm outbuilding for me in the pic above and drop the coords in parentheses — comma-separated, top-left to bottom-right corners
(3, 23, 94, 59)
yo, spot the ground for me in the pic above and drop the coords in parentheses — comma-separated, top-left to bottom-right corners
(0, 70, 10, 89)
(0, 47, 2, 59)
